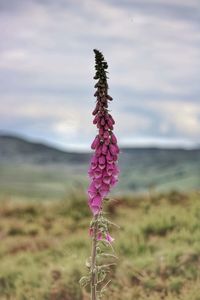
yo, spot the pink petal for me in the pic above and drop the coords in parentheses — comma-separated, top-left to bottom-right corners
(113, 155, 118, 161)
(88, 169, 94, 178)
(108, 114, 115, 124)
(88, 184, 97, 198)
(101, 118, 106, 126)
(89, 195, 102, 214)
(106, 233, 114, 243)
(106, 164, 114, 176)
(102, 144, 108, 155)
(94, 168, 102, 179)
(110, 176, 118, 187)
(99, 164, 106, 170)
(109, 144, 119, 156)
(112, 165, 119, 176)
(105, 138, 110, 146)
(97, 232, 102, 240)
(103, 131, 109, 139)
(91, 162, 98, 170)
(90, 155, 98, 169)
(106, 150, 113, 162)
(99, 183, 110, 197)
(89, 228, 93, 236)
(94, 179, 102, 189)
(91, 136, 100, 150)
(89, 204, 100, 215)
(99, 155, 106, 165)
(92, 195, 102, 206)
(93, 114, 101, 125)
(99, 128, 104, 136)
(91, 155, 98, 163)
(103, 176, 111, 185)
(111, 133, 117, 144)
(95, 144, 103, 157)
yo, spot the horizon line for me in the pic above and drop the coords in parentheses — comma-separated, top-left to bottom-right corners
(0, 131, 199, 153)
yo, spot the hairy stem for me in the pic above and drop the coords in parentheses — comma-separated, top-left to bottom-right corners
(91, 214, 98, 300)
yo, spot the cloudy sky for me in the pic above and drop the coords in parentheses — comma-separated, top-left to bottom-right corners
(0, 0, 200, 150)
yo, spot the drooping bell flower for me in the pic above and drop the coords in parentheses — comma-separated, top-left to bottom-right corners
(87, 49, 120, 215)
(106, 233, 115, 243)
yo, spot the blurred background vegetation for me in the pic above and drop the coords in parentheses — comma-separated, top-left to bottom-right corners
(0, 135, 199, 198)
(0, 134, 200, 299)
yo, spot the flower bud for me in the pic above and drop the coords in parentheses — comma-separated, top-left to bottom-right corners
(109, 144, 119, 156)
(91, 136, 100, 150)
(111, 133, 117, 144)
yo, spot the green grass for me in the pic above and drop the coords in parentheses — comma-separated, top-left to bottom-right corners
(0, 155, 199, 199)
(0, 164, 88, 199)
(0, 191, 200, 299)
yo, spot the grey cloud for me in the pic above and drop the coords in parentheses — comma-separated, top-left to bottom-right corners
(106, 0, 200, 27)
(0, 0, 199, 148)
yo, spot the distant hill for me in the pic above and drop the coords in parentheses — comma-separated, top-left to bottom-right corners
(0, 134, 90, 164)
(0, 134, 199, 198)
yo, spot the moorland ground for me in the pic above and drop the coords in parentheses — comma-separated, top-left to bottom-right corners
(0, 190, 200, 300)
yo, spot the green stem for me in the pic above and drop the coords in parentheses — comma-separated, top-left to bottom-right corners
(91, 214, 98, 300)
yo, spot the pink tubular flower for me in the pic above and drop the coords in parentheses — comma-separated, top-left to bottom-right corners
(97, 232, 102, 240)
(106, 150, 113, 164)
(87, 49, 120, 215)
(106, 233, 115, 243)
(89, 227, 94, 236)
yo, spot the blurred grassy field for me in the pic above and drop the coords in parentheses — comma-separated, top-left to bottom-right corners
(0, 164, 88, 199)
(0, 190, 200, 299)
(0, 160, 199, 201)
